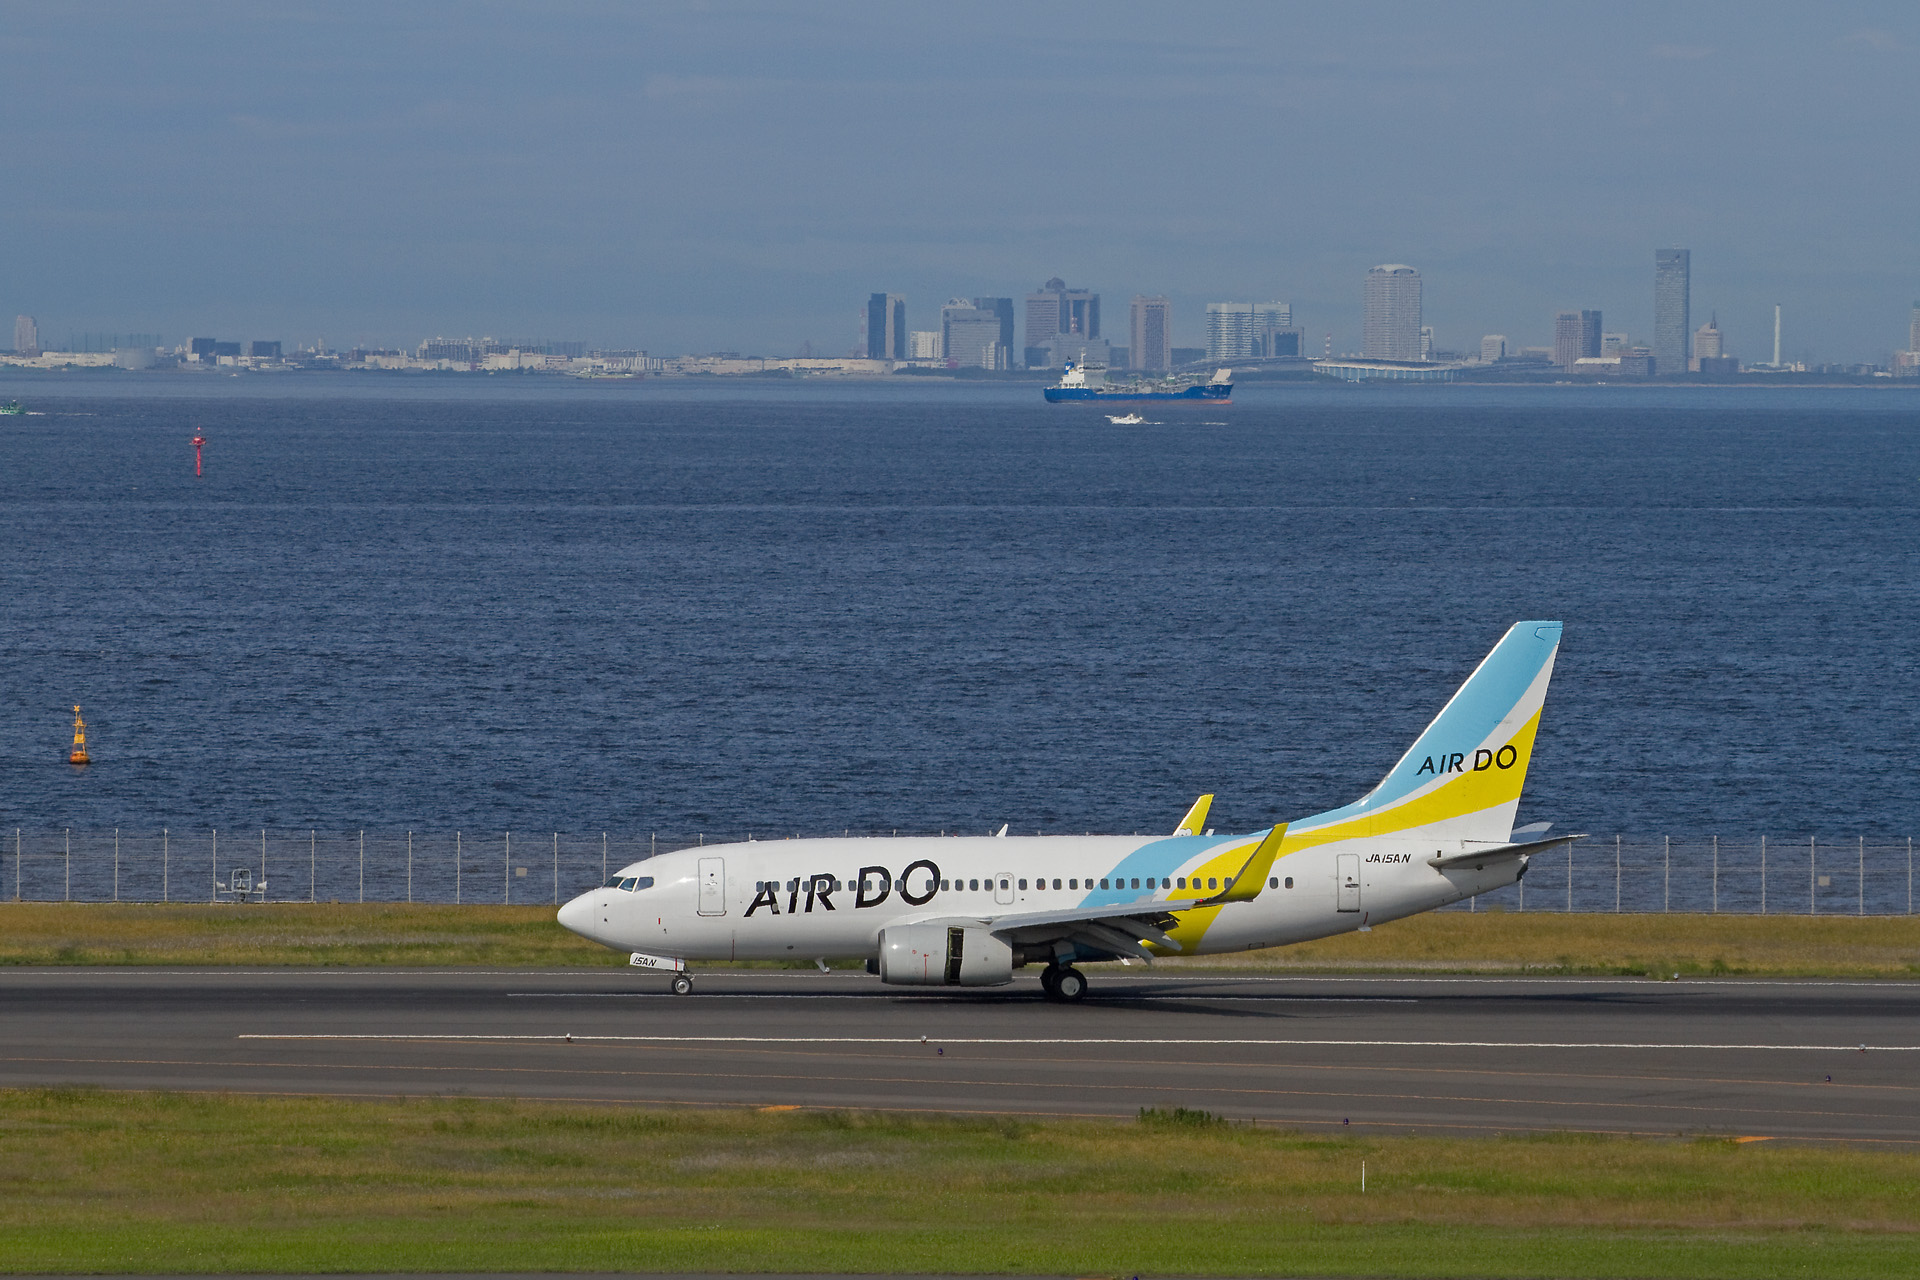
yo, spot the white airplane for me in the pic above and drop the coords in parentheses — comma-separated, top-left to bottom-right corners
(558, 621, 1575, 1002)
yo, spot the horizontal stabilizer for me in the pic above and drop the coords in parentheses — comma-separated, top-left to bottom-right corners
(1428, 832, 1586, 871)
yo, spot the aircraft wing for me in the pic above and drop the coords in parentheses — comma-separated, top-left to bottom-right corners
(916, 824, 1288, 963)
(1427, 831, 1587, 870)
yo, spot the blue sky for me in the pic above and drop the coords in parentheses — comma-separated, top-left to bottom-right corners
(3, 1, 1915, 360)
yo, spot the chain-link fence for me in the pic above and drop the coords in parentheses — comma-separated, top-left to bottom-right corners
(2, 830, 1914, 915)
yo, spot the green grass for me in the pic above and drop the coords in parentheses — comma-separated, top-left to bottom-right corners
(2, 902, 1917, 977)
(0, 1090, 1916, 1277)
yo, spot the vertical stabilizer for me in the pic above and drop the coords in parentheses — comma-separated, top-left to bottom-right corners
(1291, 622, 1562, 846)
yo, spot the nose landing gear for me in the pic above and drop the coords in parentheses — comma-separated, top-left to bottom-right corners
(671, 974, 694, 996)
(1039, 965, 1087, 1003)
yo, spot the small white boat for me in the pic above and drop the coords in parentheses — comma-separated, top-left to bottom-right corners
(1105, 412, 1146, 425)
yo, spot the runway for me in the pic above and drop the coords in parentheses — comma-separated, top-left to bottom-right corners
(3, 966, 1917, 1143)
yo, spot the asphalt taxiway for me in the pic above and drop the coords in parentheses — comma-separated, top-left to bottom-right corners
(2, 967, 1915, 1142)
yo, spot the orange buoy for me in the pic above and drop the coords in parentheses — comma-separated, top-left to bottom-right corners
(69, 705, 90, 765)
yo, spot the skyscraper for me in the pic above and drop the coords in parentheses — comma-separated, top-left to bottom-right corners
(1205, 301, 1293, 361)
(1023, 277, 1099, 367)
(1654, 249, 1690, 376)
(972, 298, 1015, 356)
(866, 293, 905, 361)
(1363, 265, 1422, 361)
(941, 299, 1007, 369)
(1553, 309, 1602, 367)
(13, 315, 39, 357)
(1130, 295, 1171, 371)
(1909, 301, 1920, 354)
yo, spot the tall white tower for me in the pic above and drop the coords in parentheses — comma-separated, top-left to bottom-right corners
(1772, 305, 1781, 368)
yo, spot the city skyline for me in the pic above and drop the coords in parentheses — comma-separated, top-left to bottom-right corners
(2, 5, 1915, 362)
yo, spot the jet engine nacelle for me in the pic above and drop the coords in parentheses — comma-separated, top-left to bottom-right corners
(876, 923, 1013, 987)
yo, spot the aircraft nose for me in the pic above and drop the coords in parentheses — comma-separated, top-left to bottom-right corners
(556, 891, 597, 938)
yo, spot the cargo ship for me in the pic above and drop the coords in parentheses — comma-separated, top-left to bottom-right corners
(1043, 362, 1231, 403)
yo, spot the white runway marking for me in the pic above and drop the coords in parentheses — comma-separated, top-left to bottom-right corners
(238, 1033, 1920, 1052)
(505, 992, 1420, 1003)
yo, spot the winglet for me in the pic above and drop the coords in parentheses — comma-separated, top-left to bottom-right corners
(1197, 823, 1288, 905)
(1173, 794, 1214, 837)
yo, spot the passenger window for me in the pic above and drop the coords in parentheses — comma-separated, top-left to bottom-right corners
(1052, 878, 1061, 890)
(1269, 877, 1278, 889)
(1099, 879, 1109, 890)
(1208, 878, 1217, 890)
(1177, 877, 1187, 889)
(969, 879, 979, 891)
(1018, 879, 1027, 890)
(1285, 876, 1294, 889)
(1068, 879, 1077, 890)
(999, 879, 1008, 890)
(940, 879, 950, 891)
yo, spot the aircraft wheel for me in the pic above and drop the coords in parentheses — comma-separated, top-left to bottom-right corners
(671, 974, 694, 996)
(1039, 966, 1061, 999)
(1054, 967, 1087, 1003)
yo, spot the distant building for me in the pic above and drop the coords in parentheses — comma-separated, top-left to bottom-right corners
(1573, 353, 1655, 378)
(248, 340, 281, 359)
(1601, 332, 1631, 357)
(1363, 265, 1422, 361)
(866, 293, 905, 361)
(1691, 316, 1723, 371)
(940, 299, 1008, 369)
(1315, 358, 1458, 383)
(13, 315, 38, 357)
(908, 330, 942, 360)
(1480, 335, 1507, 362)
(971, 298, 1015, 356)
(1654, 249, 1690, 376)
(189, 337, 218, 362)
(1170, 347, 1206, 366)
(1130, 295, 1171, 371)
(1910, 301, 1920, 354)
(1023, 277, 1098, 367)
(1554, 310, 1602, 368)
(1419, 326, 1435, 360)
(1205, 301, 1292, 361)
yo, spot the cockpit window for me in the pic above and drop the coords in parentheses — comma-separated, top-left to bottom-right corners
(615, 876, 654, 892)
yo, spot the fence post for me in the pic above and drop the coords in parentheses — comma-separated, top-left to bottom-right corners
(1711, 835, 1718, 913)
(359, 831, 365, 903)
(15, 828, 20, 901)
(504, 830, 511, 904)
(1910, 836, 1913, 916)
(163, 828, 168, 903)
(309, 830, 315, 903)
(1663, 836, 1669, 912)
(456, 831, 462, 904)
(1566, 841, 1572, 912)
(261, 829, 267, 904)
(552, 833, 558, 905)
(114, 829, 120, 903)
(65, 829, 71, 902)
(1760, 836, 1767, 914)
(602, 833, 607, 884)
(1614, 836, 1620, 912)
(1859, 836, 1864, 916)
(211, 828, 217, 903)
(1810, 835, 1816, 915)
(408, 831, 413, 904)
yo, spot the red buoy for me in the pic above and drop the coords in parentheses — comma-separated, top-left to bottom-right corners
(192, 432, 205, 477)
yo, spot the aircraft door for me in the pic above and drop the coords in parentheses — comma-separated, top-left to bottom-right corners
(993, 872, 1014, 906)
(697, 857, 726, 917)
(1336, 854, 1361, 912)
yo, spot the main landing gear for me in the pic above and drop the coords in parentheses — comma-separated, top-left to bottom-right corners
(671, 974, 694, 996)
(1040, 965, 1087, 1003)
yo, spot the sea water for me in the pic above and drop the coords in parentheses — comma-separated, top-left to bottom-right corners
(1, 374, 1915, 905)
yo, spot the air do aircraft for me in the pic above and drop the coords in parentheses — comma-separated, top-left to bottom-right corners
(558, 621, 1578, 1002)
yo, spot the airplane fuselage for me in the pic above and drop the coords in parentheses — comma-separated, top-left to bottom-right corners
(559, 829, 1526, 964)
